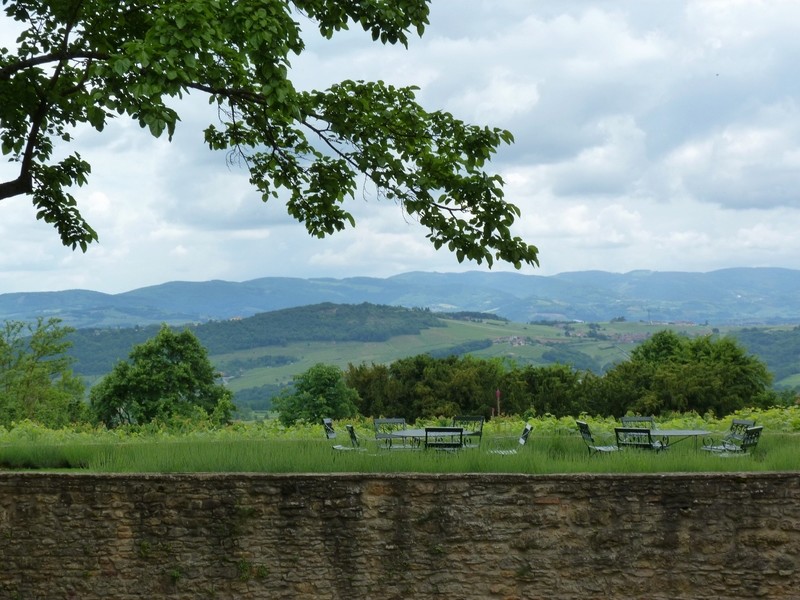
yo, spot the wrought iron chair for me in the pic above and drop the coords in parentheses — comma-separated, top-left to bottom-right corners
(322, 417, 336, 440)
(701, 418, 756, 453)
(452, 415, 484, 448)
(621, 415, 656, 429)
(735, 426, 764, 455)
(703, 424, 762, 456)
(614, 427, 668, 451)
(331, 424, 366, 451)
(373, 417, 414, 449)
(576, 421, 618, 455)
(424, 427, 464, 451)
(487, 423, 533, 455)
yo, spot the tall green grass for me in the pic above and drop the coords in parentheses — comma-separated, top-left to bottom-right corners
(0, 433, 792, 474)
(0, 408, 796, 474)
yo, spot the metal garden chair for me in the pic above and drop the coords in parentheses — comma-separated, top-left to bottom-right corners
(701, 418, 756, 453)
(373, 417, 416, 450)
(703, 424, 762, 456)
(331, 424, 366, 452)
(452, 415, 485, 448)
(487, 423, 533, 455)
(424, 426, 464, 451)
(576, 420, 618, 455)
(621, 415, 656, 429)
(614, 427, 668, 451)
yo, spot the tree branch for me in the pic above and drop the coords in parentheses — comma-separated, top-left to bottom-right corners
(0, 176, 33, 200)
(1, 2, 87, 202)
(0, 51, 108, 80)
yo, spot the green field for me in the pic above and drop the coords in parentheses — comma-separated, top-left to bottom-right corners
(215, 318, 723, 393)
(0, 409, 796, 473)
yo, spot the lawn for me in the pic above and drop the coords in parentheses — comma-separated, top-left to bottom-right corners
(0, 407, 797, 474)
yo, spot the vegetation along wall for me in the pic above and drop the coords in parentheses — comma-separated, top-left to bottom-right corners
(0, 472, 798, 599)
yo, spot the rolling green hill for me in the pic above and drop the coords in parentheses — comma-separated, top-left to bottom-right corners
(67, 302, 446, 376)
(65, 303, 800, 414)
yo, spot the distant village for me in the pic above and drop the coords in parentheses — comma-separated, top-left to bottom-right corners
(491, 319, 705, 348)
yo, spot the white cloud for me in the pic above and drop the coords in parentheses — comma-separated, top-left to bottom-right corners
(664, 102, 800, 208)
(2, 0, 800, 294)
(546, 115, 648, 197)
(450, 70, 540, 123)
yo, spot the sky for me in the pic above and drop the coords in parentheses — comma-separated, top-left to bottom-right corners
(2, 0, 800, 294)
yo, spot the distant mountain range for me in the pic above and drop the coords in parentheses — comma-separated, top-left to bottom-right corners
(2, 268, 800, 329)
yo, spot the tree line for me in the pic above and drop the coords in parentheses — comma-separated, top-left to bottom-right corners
(274, 330, 794, 426)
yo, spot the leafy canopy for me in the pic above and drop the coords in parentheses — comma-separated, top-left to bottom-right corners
(273, 362, 359, 426)
(342, 330, 783, 421)
(609, 330, 774, 416)
(0, 317, 87, 427)
(90, 325, 234, 427)
(0, 0, 539, 268)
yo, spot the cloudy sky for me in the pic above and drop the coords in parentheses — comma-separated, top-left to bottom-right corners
(2, 0, 800, 294)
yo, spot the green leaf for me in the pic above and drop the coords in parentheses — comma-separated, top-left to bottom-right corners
(112, 58, 131, 76)
(147, 119, 166, 137)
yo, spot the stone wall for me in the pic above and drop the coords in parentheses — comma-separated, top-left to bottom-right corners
(0, 472, 798, 599)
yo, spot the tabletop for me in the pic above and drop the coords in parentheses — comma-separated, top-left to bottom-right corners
(652, 428, 710, 449)
(389, 428, 475, 438)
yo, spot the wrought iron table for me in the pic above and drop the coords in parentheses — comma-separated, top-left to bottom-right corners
(651, 428, 710, 450)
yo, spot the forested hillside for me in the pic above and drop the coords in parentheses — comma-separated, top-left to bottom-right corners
(197, 303, 444, 352)
(67, 303, 446, 376)
(730, 327, 800, 382)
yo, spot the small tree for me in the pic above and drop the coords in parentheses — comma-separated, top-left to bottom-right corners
(0, 317, 87, 427)
(605, 330, 772, 416)
(273, 363, 359, 426)
(90, 325, 234, 427)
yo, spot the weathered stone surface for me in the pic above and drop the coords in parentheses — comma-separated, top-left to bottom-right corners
(0, 472, 797, 599)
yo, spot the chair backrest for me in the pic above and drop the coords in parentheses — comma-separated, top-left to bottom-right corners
(323, 418, 336, 440)
(374, 418, 406, 435)
(740, 426, 763, 452)
(453, 416, 484, 447)
(373, 417, 407, 446)
(727, 418, 756, 442)
(518, 423, 533, 446)
(576, 421, 595, 445)
(345, 424, 361, 448)
(452, 416, 484, 434)
(424, 427, 463, 450)
(615, 427, 656, 449)
(621, 416, 656, 430)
